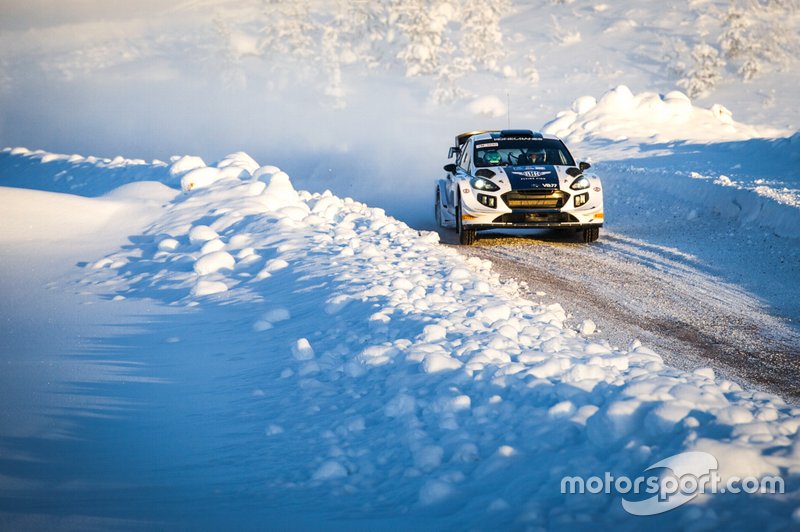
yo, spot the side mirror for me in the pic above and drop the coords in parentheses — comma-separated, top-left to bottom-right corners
(443, 163, 457, 173)
(579, 161, 591, 171)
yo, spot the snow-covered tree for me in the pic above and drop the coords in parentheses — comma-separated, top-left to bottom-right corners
(320, 25, 346, 109)
(208, 0, 522, 105)
(678, 42, 725, 98)
(258, 0, 317, 59)
(716, 1, 795, 82)
(393, 0, 456, 77)
(459, 0, 510, 71)
(330, 0, 391, 68)
(718, 6, 750, 60)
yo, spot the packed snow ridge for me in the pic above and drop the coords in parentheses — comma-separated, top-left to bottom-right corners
(541, 86, 800, 238)
(0, 146, 182, 196)
(543, 85, 790, 145)
(59, 149, 800, 527)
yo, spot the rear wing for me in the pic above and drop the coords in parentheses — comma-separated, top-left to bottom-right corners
(450, 130, 497, 159)
(455, 130, 499, 147)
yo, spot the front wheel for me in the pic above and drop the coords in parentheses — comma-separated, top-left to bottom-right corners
(581, 226, 600, 243)
(456, 201, 476, 245)
(435, 188, 443, 227)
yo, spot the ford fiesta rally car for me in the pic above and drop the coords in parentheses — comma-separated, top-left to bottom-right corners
(435, 129, 603, 245)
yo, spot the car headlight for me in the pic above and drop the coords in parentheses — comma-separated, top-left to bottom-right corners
(569, 176, 590, 191)
(471, 176, 500, 192)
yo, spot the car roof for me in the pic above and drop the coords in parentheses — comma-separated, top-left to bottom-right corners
(455, 129, 559, 147)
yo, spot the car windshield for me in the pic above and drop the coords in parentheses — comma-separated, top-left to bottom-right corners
(474, 139, 575, 167)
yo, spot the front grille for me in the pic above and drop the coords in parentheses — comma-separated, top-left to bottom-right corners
(493, 212, 578, 224)
(502, 189, 569, 209)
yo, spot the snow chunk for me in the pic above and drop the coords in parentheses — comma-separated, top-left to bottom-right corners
(419, 479, 454, 505)
(192, 280, 228, 297)
(254, 307, 291, 331)
(358, 345, 399, 366)
(200, 238, 225, 255)
(312, 460, 348, 481)
(580, 319, 596, 335)
(422, 353, 463, 373)
(264, 258, 289, 272)
(645, 402, 693, 434)
(157, 238, 179, 252)
(181, 167, 222, 191)
(449, 268, 472, 281)
(189, 225, 219, 245)
(694, 367, 716, 381)
(262, 171, 300, 209)
(254, 165, 281, 180)
(194, 251, 235, 275)
(548, 400, 576, 419)
(480, 304, 511, 324)
(169, 155, 206, 176)
(292, 338, 315, 361)
(217, 152, 259, 175)
(716, 406, 755, 426)
(422, 324, 447, 342)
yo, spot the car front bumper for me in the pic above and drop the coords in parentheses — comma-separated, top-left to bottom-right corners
(460, 192, 604, 230)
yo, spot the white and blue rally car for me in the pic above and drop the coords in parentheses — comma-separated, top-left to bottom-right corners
(435, 129, 604, 245)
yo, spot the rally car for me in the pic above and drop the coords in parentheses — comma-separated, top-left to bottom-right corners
(435, 129, 603, 245)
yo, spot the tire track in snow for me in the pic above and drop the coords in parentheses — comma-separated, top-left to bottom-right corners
(445, 229, 800, 402)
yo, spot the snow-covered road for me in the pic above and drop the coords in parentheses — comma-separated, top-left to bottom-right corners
(455, 232, 799, 402)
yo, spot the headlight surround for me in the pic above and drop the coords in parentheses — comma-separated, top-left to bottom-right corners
(569, 176, 590, 191)
(471, 176, 500, 192)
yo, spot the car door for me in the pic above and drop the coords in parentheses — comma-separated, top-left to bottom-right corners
(448, 140, 471, 212)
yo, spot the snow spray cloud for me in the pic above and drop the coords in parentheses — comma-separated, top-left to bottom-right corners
(560, 451, 784, 516)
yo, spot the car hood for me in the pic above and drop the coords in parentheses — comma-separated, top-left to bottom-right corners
(497, 165, 560, 190)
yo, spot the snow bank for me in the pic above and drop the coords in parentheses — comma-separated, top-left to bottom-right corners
(543, 88, 800, 239)
(0, 147, 269, 197)
(64, 147, 800, 528)
(543, 85, 789, 145)
(0, 147, 178, 196)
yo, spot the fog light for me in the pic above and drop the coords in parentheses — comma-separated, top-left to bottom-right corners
(477, 193, 497, 208)
(574, 193, 589, 207)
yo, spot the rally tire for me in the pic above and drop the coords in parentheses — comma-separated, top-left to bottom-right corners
(435, 188, 442, 227)
(581, 226, 600, 243)
(456, 198, 476, 245)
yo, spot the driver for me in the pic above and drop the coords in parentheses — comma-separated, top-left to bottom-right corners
(483, 151, 502, 166)
(517, 150, 545, 165)
(530, 150, 546, 163)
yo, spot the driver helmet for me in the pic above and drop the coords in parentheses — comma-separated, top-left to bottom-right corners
(483, 151, 502, 166)
(531, 150, 546, 163)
